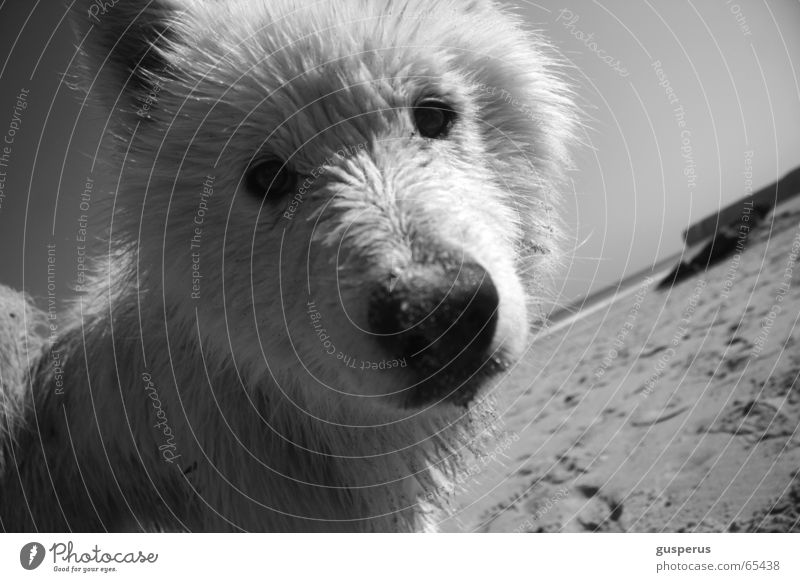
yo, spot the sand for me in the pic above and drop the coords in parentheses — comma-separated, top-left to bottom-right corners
(440, 204, 800, 533)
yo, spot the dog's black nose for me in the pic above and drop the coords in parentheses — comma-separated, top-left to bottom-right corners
(368, 262, 499, 368)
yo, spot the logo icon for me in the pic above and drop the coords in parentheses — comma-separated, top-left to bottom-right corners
(20, 542, 46, 570)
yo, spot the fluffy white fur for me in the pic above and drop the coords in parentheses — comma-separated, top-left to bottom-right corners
(0, 0, 575, 531)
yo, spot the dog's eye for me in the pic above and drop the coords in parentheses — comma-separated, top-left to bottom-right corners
(413, 100, 456, 139)
(245, 160, 296, 200)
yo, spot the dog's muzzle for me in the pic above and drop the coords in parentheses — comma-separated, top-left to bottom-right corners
(368, 261, 504, 407)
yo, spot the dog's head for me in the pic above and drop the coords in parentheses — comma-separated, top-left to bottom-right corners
(73, 0, 575, 412)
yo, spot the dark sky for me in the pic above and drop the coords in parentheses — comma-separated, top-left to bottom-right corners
(0, 0, 99, 305)
(527, 0, 800, 301)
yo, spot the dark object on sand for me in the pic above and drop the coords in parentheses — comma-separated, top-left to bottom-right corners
(660, 165, 800, 290)
(683, 166, 800, 246)
(658, 204, 770, 289)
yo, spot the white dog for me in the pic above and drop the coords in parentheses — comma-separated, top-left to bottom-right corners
(0, 0, 575, 531)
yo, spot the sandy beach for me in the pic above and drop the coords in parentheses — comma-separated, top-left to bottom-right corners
(441, 202, 800, 533)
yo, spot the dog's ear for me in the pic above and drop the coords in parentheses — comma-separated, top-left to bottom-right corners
(70, 0, 179, 109)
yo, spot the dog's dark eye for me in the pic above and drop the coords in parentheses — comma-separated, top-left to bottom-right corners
(245, 160, 296, 200)
(413, 100, 456, 139)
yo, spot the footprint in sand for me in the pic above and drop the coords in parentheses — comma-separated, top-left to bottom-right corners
(572, 485, 624, 532)
(708, 399, 795, 443)
(739, 477, 800, 532)
(477, 481, 625, 532)
(631, 402, 690, 427)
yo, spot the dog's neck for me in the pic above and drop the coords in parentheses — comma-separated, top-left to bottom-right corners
(4, 286, 472, 531)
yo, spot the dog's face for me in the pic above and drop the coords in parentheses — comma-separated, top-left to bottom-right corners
(76, 0, 574, 412)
